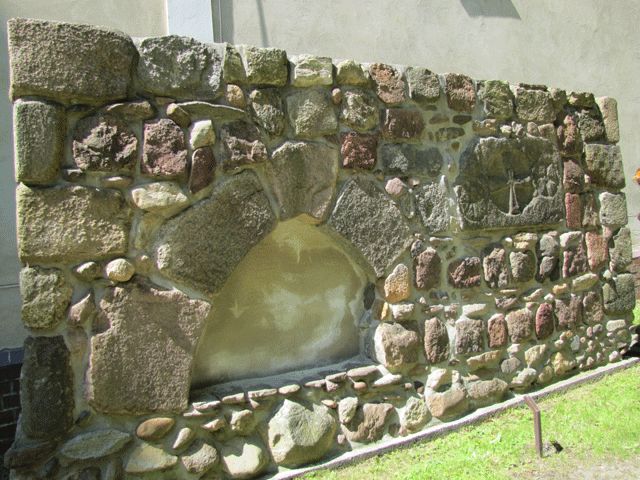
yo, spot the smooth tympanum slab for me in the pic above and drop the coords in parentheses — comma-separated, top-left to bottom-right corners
(455, 136, 563, 230)
(154, 171, 276, 296)
(88, 281, 211, 414)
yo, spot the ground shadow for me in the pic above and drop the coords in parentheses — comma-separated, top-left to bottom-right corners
(460, 0, 521, 19)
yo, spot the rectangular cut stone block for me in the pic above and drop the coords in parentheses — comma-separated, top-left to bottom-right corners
(13, 100, 65, 184)
(8, 18, 136, 104)
(16, 184, 131, 263)
(583, 144, 625, 189)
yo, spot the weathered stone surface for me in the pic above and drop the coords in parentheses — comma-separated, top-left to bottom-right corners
(555, 296, 583, 330)
(415, 247, 442, 290)
(14, 100, 65, 184)
(609, 227, 632, 273)
(267, 141, 338, 222)
(510, 251, 536, 283)
(189, 120, 215, 149)
(538, 232, 559, 257)
(125, 441, 178, 474)
(585, 231, 608, 271)
(340, 89, 378, 131)
(455, 136, 563, 230)
(17, 184, 130, 263)
(249, 89, 285, 136)
(478, 80, 513, 119)
(382, 109, 425, 141)
(336, 60, 369, 85)
(8, 18, 135, 104)
(287, 89, 338, 137)
(267, 400, 337, 467)
(292, 54, 333, 87)
(596, 96, 620, 143)
(506, 308, 534, 342)
(372, 322, 419, 371)
(562, 159, 584, 194)
(483, 246, 509, 288)
(61, 430, 131, 461)
(343, 403, 394, 443)
(340, 132, 378, 169)
(172, 428, 195, 451)
(19, 266, 72, 330)
(73, 114, 138, 173)
(525, 344, 547, 368)
(3, 440, 57, 469)
(223, 44, 246, 83)
(338, 397, 359, 425)
(88, 281, 211, 414)
(105, 258, 135, 282)
(142, 119, 189, 179)
(537, 256, 559, 282)
(406, 67, 440, 105)
(328, 178, 411, 277)
(68, 293, 97, 327)
(581, 192, 600, 230)
(414, 181, 450, 232)
(105, 100, 156, 120)
(510, 368, 538, 389)
(136, 418, 175, 441)
(514, 87, 555, 123)
(369, 63, 405, 104)
(552, 351, 576, 376)
(425, 385, 469, 420)
(535, 303, 555, 339)
(599, 192, 628, 228)
(382, 145, 443, 177)
(244, 46, 288, 86)
(155, 172, 276, 295)
(384, 264, 410, 302)
(448, 257, 481, 288)
(444, 73, 476, 112)
(181, 440, 219, 474)
(227, 84, 246, 108)
(189, 147, 216, 194)
(455, 318, 484, 355)
(563, 241, 588, 279)
(137, 35, 222, 99)
(565, 193, 582, 230)
(584, 144, 624, 189)
(583, 289, 605, 325)
(221, 438, 269, 479)
(174, 101, 246, 122)
(230, 410, 255, 435)
(131, 182, 189, 215)
(434, 126, 464, 142)
(467, 350, 502, 372)
(488, 314, 508, 348)
(578, 110, 605, 142)
(424, 317, 450, 363)
(221, 121, 268, 170)
(558, 114, 583, 159)
(466, 378, 508, 407)
(21, 336, 74, 439)
(501, 357, 522, 375)
(603, 274, 636, 314)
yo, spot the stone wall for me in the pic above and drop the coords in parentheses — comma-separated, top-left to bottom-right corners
(5, 17, 636, 480)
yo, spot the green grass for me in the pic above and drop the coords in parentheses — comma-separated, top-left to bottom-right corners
(305, 364, 640, 480)
(633, 302, 640, 325)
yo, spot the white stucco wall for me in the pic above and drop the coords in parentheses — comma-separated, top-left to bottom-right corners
(1, 0, 638, 348)
(0, 0, 167, 348)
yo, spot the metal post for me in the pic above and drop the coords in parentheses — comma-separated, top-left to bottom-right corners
(523, 395, 543, 457)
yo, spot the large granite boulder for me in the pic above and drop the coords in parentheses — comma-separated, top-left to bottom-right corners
(154, 171, 276, 296)
(267, 400, 337, 467)
(327, 178, 412, 277)
(88, 281, 211, 414)
(8, 18, 136, 104)
(16, 184, 131, 264)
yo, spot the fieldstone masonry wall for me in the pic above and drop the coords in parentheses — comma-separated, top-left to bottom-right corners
(5, 17, 636, 480)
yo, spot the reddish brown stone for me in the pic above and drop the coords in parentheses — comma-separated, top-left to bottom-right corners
(423, 317, 449, 364)
(369, 63, 405, 104)
(583, 289, 604, 325)
(73, 114, 138, 172)
(557, 114, 582, 158)
(381, 109, 425, 141)
(343, 403, 394, 443)
(340, 132, 378, 169)
(585, 231, 608, 271)
(444, 73, 476, 112)
(505, 308, 534, 343)
(221, 121, 268, 171)
(448, 257, 481, 288)
(535, 303, 554, 340)
(142, 119, 188, 179)
(483, 246, 509, 289)
(565, 193, 582, 229)
(555, 295, 583, 330)
(563, 243, 588, 278)
(189, 147, 216, 194)
(562, 159, 584, 193)
(455, 318, 484, 355)
(414, 247, 441, 290)
(488, 314, 508, 348)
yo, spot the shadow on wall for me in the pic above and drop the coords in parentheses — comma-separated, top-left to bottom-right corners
(215, 0, 270, 46)
(460, 0, 521, 19)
